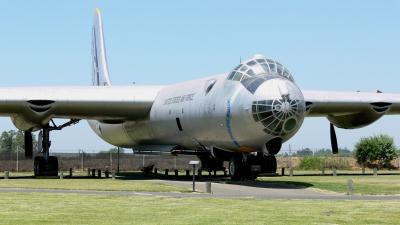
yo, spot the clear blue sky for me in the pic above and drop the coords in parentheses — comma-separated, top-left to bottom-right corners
(0, 1, 399, 153)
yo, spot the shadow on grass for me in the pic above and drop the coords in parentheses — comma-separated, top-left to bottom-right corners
(115, 172, 314, 189)
(1, 172, 313, 190)
(224, 180, 313, 189)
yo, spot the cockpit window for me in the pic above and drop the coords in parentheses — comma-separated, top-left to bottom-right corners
(268, 63, 276, 72)
(233, 72, 243, 81)
(227, 54, 295, 93)
(204, 79, 217, 95)
(247, 60, 257, 66)
(247, 69, 255, 76)
(240, 65, 248, 72)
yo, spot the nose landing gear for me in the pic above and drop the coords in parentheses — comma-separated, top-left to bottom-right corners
(228, 153, 277, 180)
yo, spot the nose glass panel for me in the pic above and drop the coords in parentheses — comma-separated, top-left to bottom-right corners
(227, 54, 294, 94)
(252, 98, 304, 136)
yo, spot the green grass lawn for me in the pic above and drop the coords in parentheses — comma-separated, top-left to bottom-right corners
(0, 179, 189, 192)
(0, 192, 398, 225)
(259, 175, 400, 195)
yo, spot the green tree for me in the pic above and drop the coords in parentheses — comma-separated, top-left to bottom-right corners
(295, 148, 313, 156)
(0, 130, 15, 152)
(0, 130, 38, 153)
(354, 134, 398, 168)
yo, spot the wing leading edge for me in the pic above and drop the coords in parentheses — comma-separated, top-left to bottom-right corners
(0, 86, 163, 130)
(304, 90, 400, 116)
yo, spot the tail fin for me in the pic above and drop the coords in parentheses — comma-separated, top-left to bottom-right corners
(92, 8, 111, 86)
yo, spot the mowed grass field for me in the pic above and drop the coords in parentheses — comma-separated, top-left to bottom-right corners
(259, 174, 400, 195)
(0, 171, 190, 192)
(0, 179, 188, 192)
(2, 171, 400, 195)
(0, 193, 398, 225)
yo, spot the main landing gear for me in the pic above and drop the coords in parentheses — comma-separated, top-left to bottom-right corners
(228, 152, 277, 180)
(24, 119, 79, 177)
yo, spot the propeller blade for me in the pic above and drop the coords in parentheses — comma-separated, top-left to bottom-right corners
(330, 123, 339, 154)
(24, 131, 33, 158)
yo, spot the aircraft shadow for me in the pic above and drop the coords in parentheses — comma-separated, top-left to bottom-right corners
(115, 172, 313, 189)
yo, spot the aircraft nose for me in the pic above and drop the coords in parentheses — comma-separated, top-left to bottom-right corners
(251, 78, 305, 137)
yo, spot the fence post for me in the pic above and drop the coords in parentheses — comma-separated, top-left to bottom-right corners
(4, 171, 9, 179)
(373, 167, 378, 176)
(333, 168, 337, 176)
(281, 168, 285, 176)
(347, 179, 354, 195)
(289, 168, 293, 176)
(198, 169, 202, 179)
(205, 182, 212, 194)
(69, 168, 73, 177)
(59, 171, 63, 179)
(165, 169, 169, 176)
(97, 169, 101, 178)
(87, 168, 91, 176)
(154, 168, 158, 175)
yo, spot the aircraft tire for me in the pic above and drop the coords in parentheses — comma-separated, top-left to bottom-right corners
(262, 155, 277, 174)
(46, 156, 59, 176)
(34, 156, 58, 177)
(229, 156, 243, 181)
(34, 156, 45, 176)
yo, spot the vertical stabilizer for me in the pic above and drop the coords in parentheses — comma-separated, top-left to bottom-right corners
(92, 8, 111, 86)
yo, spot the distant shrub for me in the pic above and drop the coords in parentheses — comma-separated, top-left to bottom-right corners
(298, 157, 324, 170)
(298, 157, 351, 170)
(354, 134, 398, 169)
(324, 157, 351, 170)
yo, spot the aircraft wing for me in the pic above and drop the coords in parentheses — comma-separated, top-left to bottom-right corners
(303, 90, 400, 117)
(0, 86, 163, 130)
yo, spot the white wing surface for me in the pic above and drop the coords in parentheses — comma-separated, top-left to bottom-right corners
(0, 86, 163, 130)
(304, 90, 400, 116)
(303, 90, 400, 129)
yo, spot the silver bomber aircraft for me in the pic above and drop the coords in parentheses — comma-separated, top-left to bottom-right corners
(3, 9, 400, 179)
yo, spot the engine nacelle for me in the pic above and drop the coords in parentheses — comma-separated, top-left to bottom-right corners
(328, 109, 383, 129)
(11, 115, 47, 131)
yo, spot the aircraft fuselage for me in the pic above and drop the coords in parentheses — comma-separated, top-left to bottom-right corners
(89, 56, 306, 154)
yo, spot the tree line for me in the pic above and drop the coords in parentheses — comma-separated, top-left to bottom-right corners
(0, 130, 38, 153)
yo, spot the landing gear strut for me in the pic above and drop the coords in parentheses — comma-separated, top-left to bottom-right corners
(25, 119, 79, 177)
(228, 153, 277, 180)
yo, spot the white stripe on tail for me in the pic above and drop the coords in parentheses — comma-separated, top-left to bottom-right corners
(92, 8, 112, 86)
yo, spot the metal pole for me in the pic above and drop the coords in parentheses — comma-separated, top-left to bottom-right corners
(81, 151, 84, 171)
(117, 147, 120, 173)
(174, 155, 177, 170)
(289, 144, 292, 170)
(110, 151, 113, 169)
(192, 164, 196, 192)
(16, 146, 19, 173)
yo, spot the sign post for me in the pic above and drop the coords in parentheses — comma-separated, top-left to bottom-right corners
(189, 161, 200, 192)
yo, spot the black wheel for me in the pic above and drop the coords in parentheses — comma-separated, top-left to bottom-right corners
(229, 156, 243, 180)
(262, 155, 277, 173)
(46, 156, 58, 176)
(34, 156, 45, 176)
(24, 131, 33, 159)
(34, 156, 58, 177)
